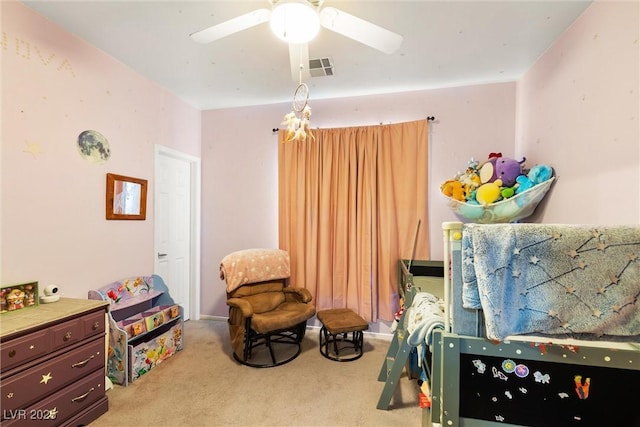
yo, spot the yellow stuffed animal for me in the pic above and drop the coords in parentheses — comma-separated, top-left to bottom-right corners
(475, 179, 503, 205)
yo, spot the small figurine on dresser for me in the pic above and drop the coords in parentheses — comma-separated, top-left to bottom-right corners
(24, 283, 37, 306)
(6, 289, 25, 311)
(0, 281, 39, 313)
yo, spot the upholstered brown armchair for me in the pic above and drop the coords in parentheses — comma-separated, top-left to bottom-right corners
(220, 249, 316, 367)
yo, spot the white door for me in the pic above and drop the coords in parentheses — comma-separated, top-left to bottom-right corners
(154, 146, 201, 320)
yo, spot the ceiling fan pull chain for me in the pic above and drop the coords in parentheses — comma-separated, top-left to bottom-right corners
(297, 43, 304, 85)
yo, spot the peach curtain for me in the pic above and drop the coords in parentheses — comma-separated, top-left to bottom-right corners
(278, 119, 429, 322)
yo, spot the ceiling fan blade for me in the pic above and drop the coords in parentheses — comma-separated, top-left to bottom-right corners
(289, 43, 310, 83)
(319, 7, 402, 54)
(190, 8, 271, 43)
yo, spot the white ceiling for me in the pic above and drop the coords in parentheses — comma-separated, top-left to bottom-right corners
(21, 0, 592, 111)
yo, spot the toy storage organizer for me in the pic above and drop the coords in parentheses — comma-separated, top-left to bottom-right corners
(88, 275, 184, 386)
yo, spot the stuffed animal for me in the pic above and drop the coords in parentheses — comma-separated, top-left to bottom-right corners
(441, 179, 465, 201)
(515, 164, 553, 194)
(479, 154, 526, 187)
(501, 186, 516, 199)
(478, 153, 501, 184)
(495, 157, 526, 187)
(458, 167, 481, 198)
(475, 179, 503, 205)
(515, 175, 534, 194)
(528, 164, 553, 184)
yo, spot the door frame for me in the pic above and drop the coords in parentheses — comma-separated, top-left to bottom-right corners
(154, 144, 201, 320)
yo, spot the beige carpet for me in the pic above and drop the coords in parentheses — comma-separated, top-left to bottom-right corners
(90, 319, 429, 427)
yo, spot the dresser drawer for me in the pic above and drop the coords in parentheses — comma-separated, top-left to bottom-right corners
(0, 330, 51, 372)
(1, 337, 104, 413)
(51, 319, 84, 351)
(1, 369, 105, 427)
(82, 310, 106, 338)
(51, 311, 105, 351)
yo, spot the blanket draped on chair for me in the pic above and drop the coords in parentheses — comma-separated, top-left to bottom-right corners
(462, 223, 640, 341)
(220, 248, 290, 292)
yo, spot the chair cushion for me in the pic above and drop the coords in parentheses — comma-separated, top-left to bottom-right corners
(317, 308, 369, 334)
(251, 302, 316, 334)
(228, 280, 285, 298)
(245, 292, 286, 314)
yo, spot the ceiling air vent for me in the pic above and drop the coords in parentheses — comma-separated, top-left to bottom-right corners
(309, 57, 334, 77)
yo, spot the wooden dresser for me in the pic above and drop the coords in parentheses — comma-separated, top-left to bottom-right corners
(0, 298, 109, 426)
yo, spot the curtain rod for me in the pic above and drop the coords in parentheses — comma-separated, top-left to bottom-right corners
(272, 116, 435, 134)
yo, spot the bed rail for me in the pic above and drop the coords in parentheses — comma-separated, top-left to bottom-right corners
(442, 222, 462, 331)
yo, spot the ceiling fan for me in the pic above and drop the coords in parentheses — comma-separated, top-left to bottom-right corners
(190, 0, 403, 82)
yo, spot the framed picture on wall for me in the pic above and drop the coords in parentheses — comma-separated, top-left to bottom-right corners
(106, 173, 148, 220)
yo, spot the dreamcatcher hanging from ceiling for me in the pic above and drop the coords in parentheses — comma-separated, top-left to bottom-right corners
(281, 70, 314, 143)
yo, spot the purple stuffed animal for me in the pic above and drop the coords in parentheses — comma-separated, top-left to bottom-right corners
(479, 155, 526, 187)
(495, 157, 526, 187)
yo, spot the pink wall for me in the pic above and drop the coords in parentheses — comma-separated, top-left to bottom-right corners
(516, 0, 639, 224)
(1, 3, 201, 297)
(201, 84, 517, 318)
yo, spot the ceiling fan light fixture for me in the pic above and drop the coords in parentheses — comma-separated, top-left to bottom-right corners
(270, 0, 320, 44)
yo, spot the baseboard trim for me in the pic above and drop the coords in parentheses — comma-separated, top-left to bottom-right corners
(199, 314, 227, 322)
